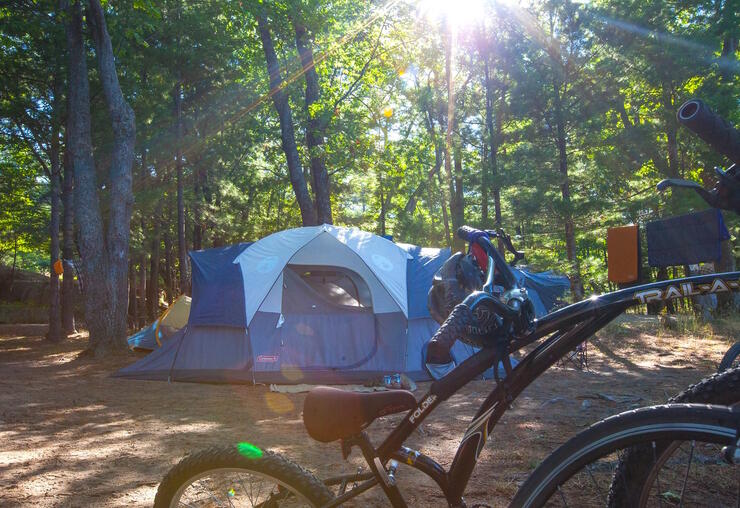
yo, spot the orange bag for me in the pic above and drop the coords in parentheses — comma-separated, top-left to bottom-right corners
(607, 225, 640, 283)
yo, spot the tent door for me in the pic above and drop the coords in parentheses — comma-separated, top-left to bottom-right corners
(279, 312, 376, 370)
(278, 268, 378, 370)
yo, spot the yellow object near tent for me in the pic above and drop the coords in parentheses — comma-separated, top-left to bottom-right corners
(127, 295, 191, 351)
(155, 295, 191, 346)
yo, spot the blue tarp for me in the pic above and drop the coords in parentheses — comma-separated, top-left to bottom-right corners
(647, 209, 730, 267)
(513, 268, 571, 317)
(126, 321, 159, 350)
(400, 244, 452, 319)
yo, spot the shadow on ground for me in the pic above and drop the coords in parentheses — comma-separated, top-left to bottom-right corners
(0, 315, 736, 507)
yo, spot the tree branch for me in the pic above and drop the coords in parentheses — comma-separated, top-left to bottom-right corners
(329, 13, 389, 117)
(12, 120, 51, 176)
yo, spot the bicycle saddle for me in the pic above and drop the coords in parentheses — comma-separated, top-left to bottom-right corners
(303, 386, 416, 442)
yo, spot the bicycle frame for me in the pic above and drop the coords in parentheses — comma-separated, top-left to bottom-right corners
(321, 270, 740, 507)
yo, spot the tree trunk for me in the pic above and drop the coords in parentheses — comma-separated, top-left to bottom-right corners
(661, 82, 682, 214)
(293, 17, 332, 224)
(164, 227, 173, 304)
(437, 164, 451, 249)
(443, 23, 460, 250)
(47, 74, 62, 343)
(193, 161, 203, 251)
(128, 260, 137, 326)
(256, 11, 316, 226)
(66, 0, 109, 351)
(10, 237, 18, 290)
(138, 254, 146, 327)
(483, 59, 504, 233)
(138, 75, 149, 327)
(481, 78, 489, 225)
(493, 89, 503, 231)
(66, 0, 135, 355)
(148, 212, 161, 321)
(173, 82, 189, 294)
(552, 72, 583, 300)
(452, 144, 465, 233)
(89, 0, 136, 350)
(62, 132, 76, 334)
(419, 104, 449, 245)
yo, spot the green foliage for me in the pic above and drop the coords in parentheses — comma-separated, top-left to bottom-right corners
(0, 0, 738, 292)
(0, 146, 49, 272)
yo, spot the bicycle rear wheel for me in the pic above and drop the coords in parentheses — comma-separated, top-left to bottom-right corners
(154, 445, 333, 508)
(510, 404, 739, 508)
(720, 343, 740, 372)
(609, 366, 740, 506)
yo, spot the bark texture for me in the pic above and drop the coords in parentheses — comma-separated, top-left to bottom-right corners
(174, 82, 189, 293)
(47, 80, 62, 343)
(293, 18, 332, 224)
(483, 59, 503, 232)
(443, 25, 458, 249)
(552, 71, 583, 300)
(65, 0, 136, 354)
(62, 133, 76, 334)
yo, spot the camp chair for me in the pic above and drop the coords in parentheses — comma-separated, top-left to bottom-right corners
(557, 340, 589, 371)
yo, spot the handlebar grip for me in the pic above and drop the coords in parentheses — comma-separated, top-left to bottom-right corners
(456, 226, 483, 242)
(429, 302, 475, 350)
(677, 99, 740, 165)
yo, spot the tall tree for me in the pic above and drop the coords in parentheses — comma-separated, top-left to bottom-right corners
(61, 135, 76, 334)
(292, 13, 333, 224)
(47, 71, 63, 342)
(174, 81, 188, 293)
(255, 9, 317, 226)
(65, 0, 136, 354)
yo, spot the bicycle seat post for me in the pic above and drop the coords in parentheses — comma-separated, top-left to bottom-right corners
(350, 432, 408, 507)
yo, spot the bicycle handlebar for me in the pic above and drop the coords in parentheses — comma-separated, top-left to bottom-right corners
(456, 225, 482, 243)
(456, 226, 520, 290)
(677, 99, 740, 165)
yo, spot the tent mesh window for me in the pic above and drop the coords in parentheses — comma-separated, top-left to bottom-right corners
(287, 265, 372, 308)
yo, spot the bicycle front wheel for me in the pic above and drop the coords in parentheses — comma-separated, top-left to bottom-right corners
(154, 445, 334, 508)
(510, 404, 739, 508)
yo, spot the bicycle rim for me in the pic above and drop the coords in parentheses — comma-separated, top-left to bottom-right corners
(170, 467, 316, 507)
(633, 439, 737, 507)
(513, 405, 739, 507)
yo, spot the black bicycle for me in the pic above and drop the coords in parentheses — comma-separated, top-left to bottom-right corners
(154, 100, 740, 507)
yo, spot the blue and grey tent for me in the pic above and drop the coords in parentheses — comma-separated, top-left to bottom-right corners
(116, 226, 450, 384)
(115, 225, 570, 384)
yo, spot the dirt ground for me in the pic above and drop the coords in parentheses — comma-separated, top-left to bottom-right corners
(0, 315, 737, 507)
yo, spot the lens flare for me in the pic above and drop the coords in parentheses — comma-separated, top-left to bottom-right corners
(264, 391, 296, 412)
(237, 442, 264, 459)
(418, 0, 487, 28)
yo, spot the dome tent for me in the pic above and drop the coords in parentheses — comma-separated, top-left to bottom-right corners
(116, 225, 453, 384)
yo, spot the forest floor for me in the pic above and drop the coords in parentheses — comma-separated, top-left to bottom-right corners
(0, 315, 737, 507)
